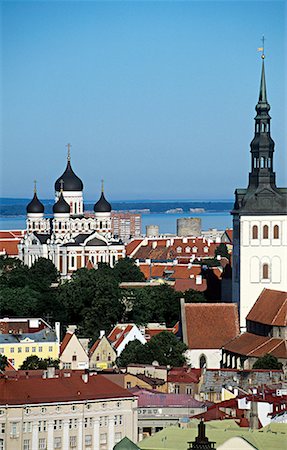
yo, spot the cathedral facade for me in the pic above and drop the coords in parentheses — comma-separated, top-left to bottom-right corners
(232, 56, 287, 327)
(19, 151, 125, 277)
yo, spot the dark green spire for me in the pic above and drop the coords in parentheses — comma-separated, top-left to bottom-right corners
(259, 59, 267, 103)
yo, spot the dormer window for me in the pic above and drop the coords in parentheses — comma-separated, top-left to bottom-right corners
(192, 247, 197, 253)
(177, 247, 182, 253)
(203, 247, 209, 253)
(186, 246, 190, 253)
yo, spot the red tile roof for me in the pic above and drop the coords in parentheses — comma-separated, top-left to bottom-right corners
(60, 332, 74, 355)
(174, 278, 207, 292)
(0, 373, 134, 405)
(108, 324, 136, 349)
(89, 339, 100, 356)
(168, 367, 201, 384)
(246, 289, 287, 326)
(183, 303, 239, 349)
(125, 239, 144, 256)
(135, 389, 205, 408)
(223, 332, 287, 358)
(0, 240, 20, 256)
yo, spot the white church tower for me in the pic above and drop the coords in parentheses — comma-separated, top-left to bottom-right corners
(232, 51, 287, 328)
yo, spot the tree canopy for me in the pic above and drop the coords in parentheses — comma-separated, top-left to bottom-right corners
(113, 258, 146, 283)
(20, 355, 59, 370)
(117, 331, 187, 367)
(0, 355, 9, 372)
(252, 354, 283, 370)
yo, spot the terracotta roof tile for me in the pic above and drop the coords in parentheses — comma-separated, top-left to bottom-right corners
(125, 239, 144, 256)
(60, 332, 74, 355)
(246, 289, 287, 326)
(174, 278, 207, 292)
(223, 332, 287, 358)
(184, 303, 239, 349)
(89, 339, 100, 356)
(0, 240, 20, 256)
(0, 373, 134, 405)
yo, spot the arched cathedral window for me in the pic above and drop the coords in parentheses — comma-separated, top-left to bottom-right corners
(252, 225, 258, 239)
(263, 225, 269, 239)
(273, 225, 279, 239)
(262, 263, 269, 280)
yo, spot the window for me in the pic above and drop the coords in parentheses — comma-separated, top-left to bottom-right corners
(84, 418, 93, 428)
(25, 347, 29, 353)
(38, 421, 46, 432)
(0, 438, 3, 450)
(72, 355, 77, 361)
(186, 386, 193, 395)
(32, 347, 36, 352)
(54, 437, 61, 449)
(49, 346, 53, 352)
(273, 225, 279, 239)
(0, 423, 5, 434)
(39, 346, 43, 352)
(114, 415, 122, 426)
(200, 354, 207, 369)
(0, 348, 3, 353)
(10, 347, 14, 353)
(126, 382, 131, 389)
(177, 247, 182, 253)
(39, 438, 46, 449)
(115, 432, 122, 443)
(70, 436, 77, 448)
(99, 416, 108, 427)
(85, 435, 92, 447)
(23, 422, 32, 433)
(262, 263, 269, 280)
(63, 363, 71, 369)
(23, 439, 30, 450)
(186, 246, 190, 253)
(11, 422, 19, 437)
(71, 405, 76, 412)
(18, 347, 22, 353)
(54, 420, 62, 430)
(174, 385, 180, 394)
(41, 407, 46, 414)
(100, 434, 107, 445)
(263, 225, 269, 239)
(252, 225, 258, 239)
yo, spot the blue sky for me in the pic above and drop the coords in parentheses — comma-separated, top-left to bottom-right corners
(1, 0, 286, 201)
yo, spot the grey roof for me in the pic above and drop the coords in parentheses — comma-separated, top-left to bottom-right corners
(33, 233, 51, 244)
(0, 329, 57, 344)
(86, 237, 107, 246)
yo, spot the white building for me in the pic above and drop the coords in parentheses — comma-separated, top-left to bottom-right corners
(19, 149, 125, 278)
(232, 56, 287, 327)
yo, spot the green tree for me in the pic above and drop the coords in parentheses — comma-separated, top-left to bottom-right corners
(252, 354, 283, 370)
(117, 331, 188, 367)
(116, 340, 148, 367)
(114, 258, 146, 282)
(20, 355, 59, 370)
(129, 284, 181, 327)
(147, 331, 188, 366)
(184, 289, 206, 303)
(214, 243, 230, 259)
(0, 286, 41, 316)
(0, 354, 8, 371)
(29, 257, 59, 290)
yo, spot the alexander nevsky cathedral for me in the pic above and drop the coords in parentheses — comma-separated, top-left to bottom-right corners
(19, 148, 125, 278)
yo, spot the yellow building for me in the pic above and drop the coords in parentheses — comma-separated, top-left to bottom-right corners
(0, 328, 59, 369)
(89, 334, 117, 370)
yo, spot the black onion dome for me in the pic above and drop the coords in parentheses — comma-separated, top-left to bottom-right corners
(54, 160, 83, 192)
(53, 192, 70, 214)
(26, 193, 44, 214)
(94, 192, 112, 213)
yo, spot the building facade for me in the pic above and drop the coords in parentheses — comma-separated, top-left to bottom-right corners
(0, 372, 138, 450)
(111, 213, 141, 243)
(19, 152, 125, 278)
(232, 57, 287, 327)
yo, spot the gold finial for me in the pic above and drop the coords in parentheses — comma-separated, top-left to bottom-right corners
(101, 179, 104, 193)
(258, 35, 266, 59)
(66, 143, 71, 161)
(34, 179, 37, 194)
(60, 179, 64, 192)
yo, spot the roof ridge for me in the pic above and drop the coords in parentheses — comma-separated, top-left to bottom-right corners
(272, 297, 287, 326)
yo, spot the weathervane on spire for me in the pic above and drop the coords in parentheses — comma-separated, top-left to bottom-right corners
(258, 35, 266, 59)
(101, 179, 104, 193)
(66, 143, 71, 161)
(34, 179, 37, 194)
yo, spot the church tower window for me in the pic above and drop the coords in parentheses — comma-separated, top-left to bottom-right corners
(263, 225, 269, 239)
(273, 225, 279, 239)
(252, 225, 258, 239)
(262, 263, 269, 280)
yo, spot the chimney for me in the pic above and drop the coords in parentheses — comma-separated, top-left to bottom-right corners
(196, 275, 202, 285)
(100, 330, 105, 339)
(67, 325, 77, 334)
(47, 367, 56, 378)
(82, 369, 89, 383)
(55, 322, 60, 343)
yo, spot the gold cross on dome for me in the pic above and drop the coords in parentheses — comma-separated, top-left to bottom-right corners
(258, 35, 266, 59)
(66, 143, 71, 161)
